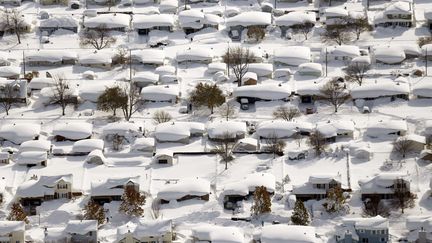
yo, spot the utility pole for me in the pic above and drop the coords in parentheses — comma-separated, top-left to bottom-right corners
(129, 48, 132, 81)
(227, 42, 230, 76)
(426, 48, 428, 76)
(22, 50, 25, 78)
(346, 150, 351, 190)
(325, 48, 328, 77)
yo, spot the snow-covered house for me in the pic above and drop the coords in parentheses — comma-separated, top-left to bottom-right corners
(0, 221, 25, 243)
(351, 81, 409, 101)
(233, 84, 291, 105)
(64, 220, 98, 243)
(131, 137, 155, 153)
(413, 77, 432, 98)
(78, 80, 121, 103)
(366, 120, 408, 137)
(133, 72, 159, 87)
(17, 174, 75, 215)
(359, 173, 410, 200)
(234, 137, 259, 152)
(0, 66, 20, 79)
(374, 46, 406, 64)
(336, 216, 389, 243)
(154, 122, 205, 143)
(316, 120, 355, 142)
(374, 1, 414, 28)
(52, 122, 93, 141)
(133, 14, 175, 35)
(85, 149, 107, 165)
(26, 50, 77, 66)
(292, 174, 344, 201)
(71, 139, 104, 155)
(15, 151, 48, 167)
(260, 225, 321, 243)
(83, 14, 130, 32)
(176, 48, 214, 64)
(0, 152, 10, 164)
(39, 16, 79, 34)
(395, 134, 426, 152)
(102, 121, 142, 141)
(256, 120, 305, 139)
(28, 77, 56, 91)
(406, 216, 432, 243)
(130, 49, 165, 66)
(78, 51, 113, 69)
(117, 220, 173, 243)
(153, 149, 174, 165)
(425, 9, 432, 31)
(226, 12, 272, 41)
(0, 79, 28, 103)
(323, 7, 349, 26)
(275, 11, 316, 38)
(140, 85, 179, 103)
(192, 225, 244, 243)
(178, 10, 220, 34)
(325, 45, 361, 61)
(39, 0, 67, 5)
(207, 121, 247, 141)
(90, 176, 140, 205)
(297, 63, 323, 77)
(157, 178, 210, 204)
(273, 47, 311, 66)
(0, 123, 41, 145)
(222, 173, 275, 210)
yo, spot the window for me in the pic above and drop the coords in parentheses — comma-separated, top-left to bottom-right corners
(362, 238, 368, 243)
(381, 238, 386, 242)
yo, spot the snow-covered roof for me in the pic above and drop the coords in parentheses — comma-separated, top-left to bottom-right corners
(226, 11, 272, 27)
(72, 139, 104, 153)
(248, 63, 273, 76)
(19, 140, 51, 152)
(309, 174, 341, 184)
(256, 120, 299, 138)
(78, 51, 113, 65)
(15, 151, 47, 165)
(192, 225, 244, 243)
(117, 220, 172, 240)
(366, 120, 407, 137)
(298, 63, 322, 75)
(343, 216, 389, 230)
(40, 16, 78, 28)
(133, 14, 175, 29)
(176, 48, 214, 62)
(0, 221, 25, 235)
(233, 84, 291, 100)
(133, 72, 159, 84)
(324, 7, 348, 18)
(157, 178, 210, 201)
(316, 120, 355, 138)
(84, 13, 130, 29)
(102, 121, 142, 136)
(131, 137, 155, 151)
(406, 215, 432, 231)
(261, 225, 319, 243)
(413, 77, 432, 97)
(275, 11, 316, 27)
(327, 45, 361, 58)
(26, 50, 77, 62)
(179, 9, 204, 28)
(17, 174, 73, 198)
(207, 121, 247, 139)
(0, 66, 20, 77)
(384, 1, 412, 15)
(398, 134, 426, 144)
(53, 122, 93, 140)
(359, 172, 408, 194)
(91, 176, 140, 196)
(79, 80, 122, 103)
(86, 149, 107, 164)
(374, 46, 406, 64)
(274, 47, 311, 66)
(223, 173, 276, 196)
(28, 77, 56, 90)
(64, 220, 97, 234)
(140, 85, 179, 101)
(0, 123, 41, 145)
(155, 122, 205, 142)
(351, 81, 409, 99)
(131, 49, 165, 65)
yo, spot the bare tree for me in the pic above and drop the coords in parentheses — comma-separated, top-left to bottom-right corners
(153, 110, 172, 124)
(418, 36, 432, 47)
(344, 63, 371, 86)
(212, 132, 237, 170)
(291, 22, 315, 40)
(393, 137, 415, 158)
(222, 47, 255, 86)
(0, 9, 26, 44)
(272, 106, 301, 121)
(50, 75, 75, 116)
(347, 17, 372, 40)
(113, 47, 129, 67)
(189, 83, 225, 114)
(308, 132, 327, 156)
(0, 83, 19, 115)
(247, 26, 265, 43)
(318, 79, 351, 113)
(121, 83, 141, 121)
(321, 23, 352, 46)
(112, 134, 124, 151)
(264, 133, 286, 158)
(80, 24, 117, 50)
(217, 103, 237, 121)
(392, 179, 416, 214)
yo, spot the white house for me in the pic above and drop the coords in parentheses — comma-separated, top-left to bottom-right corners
(90, 176, 140, 205)
(316, 120, 355, 142)
(257, 120, 304, 139)
(374, 1, 414, 28)
(133, 14, 175, 35)
(297, 63, 323, 77)
(26, 50, 77, 66)
(0, 221, 25, 243)
(39, 16, 79, 35)
(157, 178, 210, 204)
(413, 77, 432, 98)
(275, 11, 316, 38)
(374, 46, 406, 64)
(336, 216, 389, 243)
(0, 123, 41, 145)
(233, 84, 292, 105)
(292, 174, 344, 201)
(64, 220, 98, 243)
(325, 45, 361, 61)
(359, 172, 410, 200)
(78, 51, 113, 69)
(351, 81, 410, 101)
(71, 139, 104, 155)
(117, 220, 173, 243)
(131, 137, 155, 153)
(15, 151, 48, 167)
(406, 215, 432, 243)
(153, 149, 174, 165)
(323, 7, 348, 26)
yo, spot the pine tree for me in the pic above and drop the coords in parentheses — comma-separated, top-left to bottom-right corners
(251, 186, 271, 216)
(119, 186, 146, 217)
(7, 203, 29, 223)
(83, 200, 105, 225)
(291, 200, 310, 226)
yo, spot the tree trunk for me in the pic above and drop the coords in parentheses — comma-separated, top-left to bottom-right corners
(16, 31, 21, 44)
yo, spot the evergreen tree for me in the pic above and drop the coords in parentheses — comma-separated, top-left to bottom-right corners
(7, 203, 29, 223)
(83, 200, 105, 225)
(251, 186, 271, 216)
(97, 86, 127, 116)
(291, 200, 310, 226)
(189, 83, 225, 114)
(323, 186, 347, 213)
(119, 186, 146, 217)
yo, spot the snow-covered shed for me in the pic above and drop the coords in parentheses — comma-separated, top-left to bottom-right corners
(233, 84, 291, 104)
(52, 122, 93, 141)
(176, 48, 214, 64)
(374, 46, 406, 64)
(15, 151, 48, 167)
(292, 174, 343, 201)
(413, 77, 432, 98)
(192, 225, 244, 243)
(351, 81, 409, 100)
(72, 139, 104, 155)
(64, 220, 98, 243)
(275, 11, 316, 37)
(366, 120, 407, 137)
(0, 221, 25, 243)
(39, 16, 79, 35)
(83, 13, 130, 31)
(359, 172, 410, 200)
(260, 225, 320, 243)
(297, 63, 322, 77)
(326, 45, 361, 61)
(157, 178, 211, 204)
(316, 120, 355, 142)
(140, 85, 179, 102)
(207, 121, 247, 140)
(0, 123, 41, 145)
(91, 176, 140, 205)
(155, 122, 205, 143)
(26, 50, 77, 66)
(131, 49, 165, 66)
(133, 14, 175, 35)
(117, 220, 173, 243)
(273, 46, 311, 66)
(226, 12, 272, 41)
(153, 149, 174, 165)
(78, 51, 113, 69)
